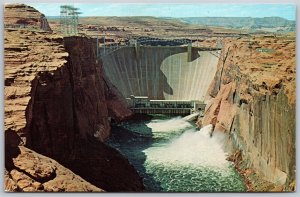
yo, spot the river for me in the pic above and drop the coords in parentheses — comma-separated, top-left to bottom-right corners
(107, 114, 245, 192)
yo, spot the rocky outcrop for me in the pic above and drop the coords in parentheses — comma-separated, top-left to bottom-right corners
(200, 36, 296, 191)
(4, 4, 142, 192)
(4, 4, 52, 32)
(5, 130, 102, 192)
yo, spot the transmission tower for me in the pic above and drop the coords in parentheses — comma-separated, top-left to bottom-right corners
(60, 4, 82, 36)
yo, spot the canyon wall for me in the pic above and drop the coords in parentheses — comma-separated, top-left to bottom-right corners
(4, 3, 296, 192)
(200, 37, 296, 191)
(25, 36, 143, 191)
(102, 47, 219, 100)
(4, 4, 143, 192)
(230, 90, 295, 187)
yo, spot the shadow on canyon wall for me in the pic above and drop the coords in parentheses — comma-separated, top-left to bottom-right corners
(24, 37, 144, 192)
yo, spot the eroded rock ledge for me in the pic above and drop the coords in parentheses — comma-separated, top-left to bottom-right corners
(5, 131, 103, 192)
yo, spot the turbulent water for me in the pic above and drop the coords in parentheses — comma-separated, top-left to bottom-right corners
(107, 115, 245, 192)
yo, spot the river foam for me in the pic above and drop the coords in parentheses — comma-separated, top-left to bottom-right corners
(144, 124, 229, 171)
(146, 116, 193, 133)
(108, 115, 245, 192)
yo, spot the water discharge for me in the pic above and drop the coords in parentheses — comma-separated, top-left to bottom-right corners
(107, 115, 245, 192)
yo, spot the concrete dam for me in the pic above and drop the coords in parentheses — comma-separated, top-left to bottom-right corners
(101, 46, 220, 101)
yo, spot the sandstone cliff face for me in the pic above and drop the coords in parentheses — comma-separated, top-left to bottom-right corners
(5, 29, 67, 138)
(4, 4, 52, 32)
(26, 36, 132, 151)
(25, 36, 142, 191)
(200, 37, 296, 191)
(4, 4, 142, 192)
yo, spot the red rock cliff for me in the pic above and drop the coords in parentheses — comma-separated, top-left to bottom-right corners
(4, 4, 142, 192)
(25, 36, 142, 192)
(199, 36, 296, 191)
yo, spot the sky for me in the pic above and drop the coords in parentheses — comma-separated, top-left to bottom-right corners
(28, 3, 296, 21)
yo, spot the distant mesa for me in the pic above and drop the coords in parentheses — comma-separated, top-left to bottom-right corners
(4, 3, 52, 32)
(179, 17, 295, 33)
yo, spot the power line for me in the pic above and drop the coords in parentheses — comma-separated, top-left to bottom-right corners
(60, 4, 82, 36)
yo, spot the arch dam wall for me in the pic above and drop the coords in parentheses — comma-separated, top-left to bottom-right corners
(101, 46, 219, 101)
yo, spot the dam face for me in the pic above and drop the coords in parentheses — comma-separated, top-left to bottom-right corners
(102, 46, 219, 101)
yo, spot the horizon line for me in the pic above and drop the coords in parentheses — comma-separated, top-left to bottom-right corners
(46, 15, 296, 21)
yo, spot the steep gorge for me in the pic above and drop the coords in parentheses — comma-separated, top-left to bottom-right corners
(4, 4, 296, 193)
